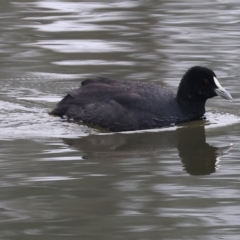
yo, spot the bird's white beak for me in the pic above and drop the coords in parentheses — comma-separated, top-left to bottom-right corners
(213, 77, 233, 101)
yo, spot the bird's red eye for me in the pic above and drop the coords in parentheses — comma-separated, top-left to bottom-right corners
(204, 79, 209, 84)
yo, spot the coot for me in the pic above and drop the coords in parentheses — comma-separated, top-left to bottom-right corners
(50, 66, 233, 132)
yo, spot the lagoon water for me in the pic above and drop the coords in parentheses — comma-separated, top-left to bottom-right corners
(1, 1, 240, 239)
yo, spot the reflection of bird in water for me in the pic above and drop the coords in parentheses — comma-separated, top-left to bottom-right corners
(177, 126, 232, 175)
(63, 125, 232, 176)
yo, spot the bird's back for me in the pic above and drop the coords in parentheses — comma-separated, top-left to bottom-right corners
(50, 77, 179, 131)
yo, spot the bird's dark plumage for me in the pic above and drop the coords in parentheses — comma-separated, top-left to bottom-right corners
(50, 66, 232, 132)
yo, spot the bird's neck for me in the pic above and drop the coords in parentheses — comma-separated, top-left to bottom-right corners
(176, 96, 206, 120)
(176, 80, 207, 116)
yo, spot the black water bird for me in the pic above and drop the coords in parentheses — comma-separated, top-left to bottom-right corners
(50, 66, 233, 132)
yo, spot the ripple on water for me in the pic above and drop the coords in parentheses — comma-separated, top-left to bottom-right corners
(204, 112, 240, 129)
(0, 100, 96, 140)
(1, 95, 239, 140)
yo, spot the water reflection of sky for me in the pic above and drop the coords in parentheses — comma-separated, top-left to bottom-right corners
(1, 1, 240, 239)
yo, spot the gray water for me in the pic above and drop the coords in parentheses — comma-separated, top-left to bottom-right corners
(1, 1, 240, 239)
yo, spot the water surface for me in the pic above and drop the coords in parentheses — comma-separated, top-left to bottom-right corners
(1, 1, 240, 239)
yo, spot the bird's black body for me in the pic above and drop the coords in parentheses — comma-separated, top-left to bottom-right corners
(50, 66, 232, 132)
